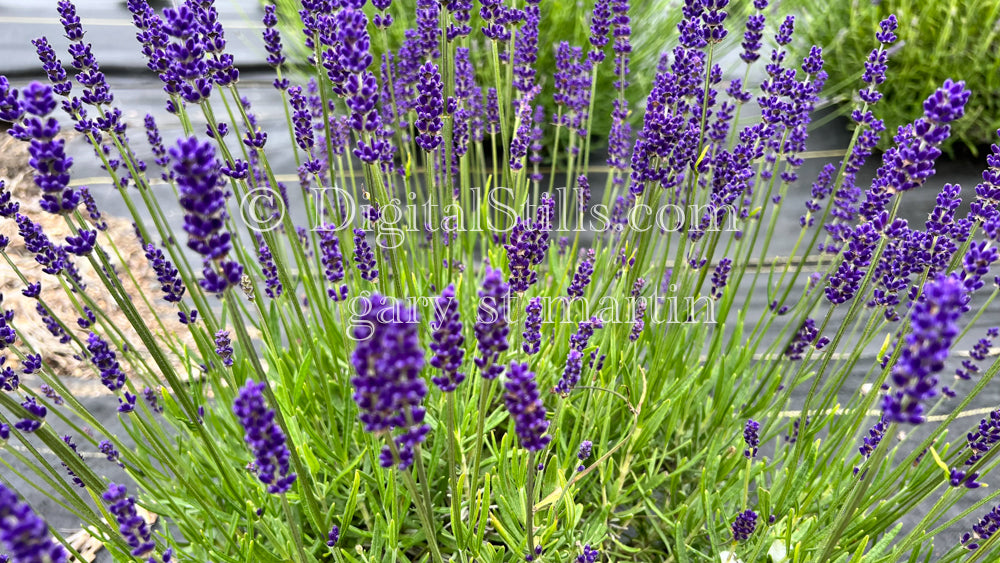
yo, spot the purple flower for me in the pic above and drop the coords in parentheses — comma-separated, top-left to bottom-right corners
(743, 419, 760, 459)
(0, 481, 67, 562)
(257, 238, 282, 299)
(504, 194, 555, 293)
(350, 294, 429, 470)
(262, 5, 284, 67)
(352, 228, 378, 283)
(36, 302, 69, 344)
(103, 483, 156, 557)
(118, 391, 137, 414)
(825, 223, 879, 305)
(950, 468, 984, 489)
(732, 509, 758, 541)
(33, 37, 72, 97)
(504, 362, 551, 452)
(14, 82, 81, 215)
(327, 524, 340, 547)
(513, 5, 541, 96)
(445, 0, 471, 39)
(21, 283, 41, 299)
(510, 90, 541, 170)
(100, 439, 123, 467)
(709, 258, 732, 300)
(567, 250, 596, 299)
(144, 244, 185, 303)
(474, 267, 510, 379)
(319, 225, 348, 301)
(957, 327, 999, 382)
(143, 386, 163, 414)
(556, 349, 584, 396)
(60, 435, 85, 488)
(0, 297, 15, 352)
(784, 318, 829, 360)
(414, 62, 444, 151)
(629, 297, 646, 342)
(40, 384, 62, 406)
(589, 0, 613, 61)
(577, 439, 593, 471)
(522, 297, 543, 355)
(215, 330, 233, 367)
(962, 504, 1000, 550)
(883, 274, 967, 424)
(172, 137, 242, 294)
(569, 316, 604, 352)
(480, 0, 517, 42)
(854, 416, 888, 475)
(576, 545, 599, 563)
(740, 7, 766, 63)
(429, 284, 465, 392)
(86, 332, 126, 392)
(234, 380, 297, 493)
(15, 397, 46, 432)
(857, 17, 898, 104)
(965, 408, 1000, 467)
(0, 358, 18, 393)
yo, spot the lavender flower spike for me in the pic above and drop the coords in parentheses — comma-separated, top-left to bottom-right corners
(103, 483, 156, 557)
(234, 379, 297, 493)
(522, 297, 543, 355)
(429, 284, 465, 392)
(0, 482, 67, 562)
(732, 509, 758, 541)
(504, 362, 552, 451)
(743, 419, 760, 459)
(215, 330, 234, 367)
(86, 332, 126, 392)
(882, 273, 967, 424)
(351, 294, 429, 470)
(474, 267, 510, 379)
(16, 82, 80, 215)
(172, 136, 242, 294)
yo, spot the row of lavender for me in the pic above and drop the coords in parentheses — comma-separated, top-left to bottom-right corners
(0, 0, 998, 561)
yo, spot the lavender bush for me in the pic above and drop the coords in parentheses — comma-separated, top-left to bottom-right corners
(0, 1, 998, 562)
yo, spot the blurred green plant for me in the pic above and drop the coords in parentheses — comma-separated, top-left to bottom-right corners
(790, 0, 1000, 156)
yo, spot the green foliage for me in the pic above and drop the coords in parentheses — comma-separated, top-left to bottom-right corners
(791, 0, 1000, 155)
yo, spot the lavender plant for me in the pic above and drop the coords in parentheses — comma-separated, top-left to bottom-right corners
(0, 1, 998, 562)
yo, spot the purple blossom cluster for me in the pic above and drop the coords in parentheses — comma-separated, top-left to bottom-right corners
(214, 330, 233, 367)
(504, 193, 555, 293)
(743, 419, 760, 459)
(475, 267, 510, 379)
(103, 483, 156, 558)
(883, 274, 967, 424)
(731, 509, 758, 541)
(963, 504, 1000, 550)
(4, 82, 80, 215)
(0, 482, 67, 562)
(429, 285, 465, 392)
(854, 417, 887, 475)
(351, 294, 429, 469)
(503, 362, 551, 451)
(86, 333, 126, 393)
(233, 380, 296, 494)
(172, 137, 242, 294)
(353, 229, 378, 283)
(522, 297, 543, 355)
(568, 249, 596, 298)
(319, 225, 348, 301)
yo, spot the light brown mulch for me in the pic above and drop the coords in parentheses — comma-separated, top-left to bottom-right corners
(0, 135, 195, 385)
